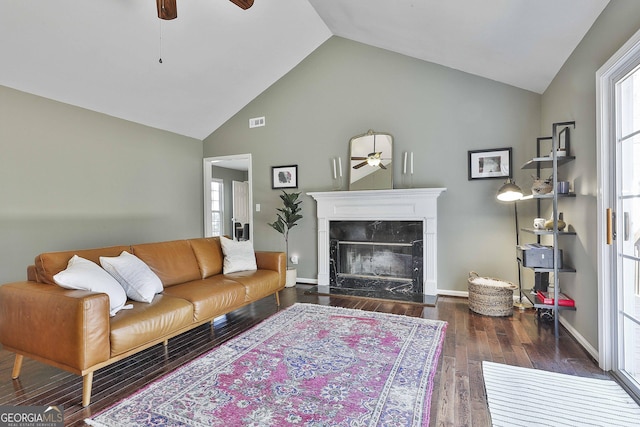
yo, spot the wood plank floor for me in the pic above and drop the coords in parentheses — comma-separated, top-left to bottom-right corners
(0, 285, 607, 426)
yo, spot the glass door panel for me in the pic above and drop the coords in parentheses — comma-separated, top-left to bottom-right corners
(615, 65, 640, 393)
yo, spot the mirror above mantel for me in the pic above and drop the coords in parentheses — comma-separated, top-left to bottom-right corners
(349, 130, 393, 190)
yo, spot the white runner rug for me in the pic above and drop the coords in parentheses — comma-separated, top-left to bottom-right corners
(483, 361, 640, 427)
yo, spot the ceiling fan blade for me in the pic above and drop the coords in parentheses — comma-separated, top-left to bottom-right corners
(353, 161, 368, 169)
(351, 157, 368, 160)
(379, 163, 387, 170)
(229, 0, 254, 9)
(157, 0, 177, 20)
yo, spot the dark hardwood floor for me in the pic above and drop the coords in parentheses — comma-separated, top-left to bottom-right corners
(0, 285, 607, 426)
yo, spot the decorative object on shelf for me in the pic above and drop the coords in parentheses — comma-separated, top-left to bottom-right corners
(558, 125, 570, 155)
(269, 191, 303, 287)
(544, 212, 566, 231)
(533, 218, 546, 229)
(536, 290, 575, 307)
(531, 175, 553, 195)
(271, 165, 298, 189)
(557, 181, 570, 194)
(468, 147, 512, 180)
(495, 179, 529, 309)
(467, 272, 517, 316)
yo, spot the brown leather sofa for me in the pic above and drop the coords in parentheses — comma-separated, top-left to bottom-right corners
(0, 237, 285, 407)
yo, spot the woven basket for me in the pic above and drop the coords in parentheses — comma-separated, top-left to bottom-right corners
(467, 271, 517, 316)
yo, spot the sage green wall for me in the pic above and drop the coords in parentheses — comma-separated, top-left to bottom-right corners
(0, 85, 203, 283)
(540, 1, 640, 351)
(204, 36, 541, 292)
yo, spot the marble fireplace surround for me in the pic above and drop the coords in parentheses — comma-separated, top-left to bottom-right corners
(309, 188, 446, 296)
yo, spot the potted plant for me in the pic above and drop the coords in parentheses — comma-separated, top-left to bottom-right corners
(269, 190, 303, 287)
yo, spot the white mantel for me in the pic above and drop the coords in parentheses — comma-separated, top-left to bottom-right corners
(308, 188, 446, 296)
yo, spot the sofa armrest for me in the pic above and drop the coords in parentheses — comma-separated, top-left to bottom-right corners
(255, 251, 286, 287)
(0, 282, 111, 372)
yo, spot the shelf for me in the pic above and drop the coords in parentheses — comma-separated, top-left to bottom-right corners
(521, 228, 576, 236)
(520, 192, 576, 200)
(523, 265, 576, 273)
(521, 156, 576, 169)
(522, 289, 577, 311)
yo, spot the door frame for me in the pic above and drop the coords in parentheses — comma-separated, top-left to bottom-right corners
(203, 154, 252, 240)
(596, 27, 640, 371)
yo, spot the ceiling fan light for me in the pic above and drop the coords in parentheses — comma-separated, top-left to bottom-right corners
(367, 157, 381, 167)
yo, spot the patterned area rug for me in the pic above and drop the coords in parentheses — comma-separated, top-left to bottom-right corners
(483, 361, 640, 426)
(87, 303, 447, 427)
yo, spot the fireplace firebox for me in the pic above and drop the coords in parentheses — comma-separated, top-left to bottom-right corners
(329, 220, 423, 295)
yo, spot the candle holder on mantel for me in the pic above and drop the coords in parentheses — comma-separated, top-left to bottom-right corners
(401, 151, 414, 188)
(331, 157, 344, 190)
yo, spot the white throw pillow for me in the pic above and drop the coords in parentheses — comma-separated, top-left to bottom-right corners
(220, 236, 257, 274)
(100, 251, 164, 303)
(53, 255, 128, 316)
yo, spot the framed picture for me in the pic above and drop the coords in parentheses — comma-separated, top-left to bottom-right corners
(468, 147, 512, 180)
(558, 126, 570, 155)
(272, 165, 298, 189)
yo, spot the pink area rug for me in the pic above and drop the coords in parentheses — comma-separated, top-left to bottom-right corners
(87, 303, 447, 427)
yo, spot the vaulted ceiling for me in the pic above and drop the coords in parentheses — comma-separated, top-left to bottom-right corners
(0, 0, 609, 140)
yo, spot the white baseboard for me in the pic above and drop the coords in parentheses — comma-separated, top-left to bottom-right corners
(296, 277, 318, 285)
(436, 289, 468, 298)
(559, 315, 599, 362)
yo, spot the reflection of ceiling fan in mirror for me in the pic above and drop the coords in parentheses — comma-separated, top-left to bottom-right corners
(351, 134, 390, 169)
(157, 0, 254, 20)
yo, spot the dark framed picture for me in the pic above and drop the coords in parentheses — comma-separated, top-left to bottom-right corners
(468, 147, 512, 180)
(558, 126, 570, 155)
(272, 165, 298, 189)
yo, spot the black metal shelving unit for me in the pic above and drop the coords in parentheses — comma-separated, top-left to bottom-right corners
(519, 121, 577, 335)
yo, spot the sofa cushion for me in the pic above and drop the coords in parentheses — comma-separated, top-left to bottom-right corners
(188, 237, 224, 279)
(109, 294, 194, 356)
(131, 240, 201, 287)
(35, 245, 130, 285)
(100, 251, 163, 303)
(162, 277, 247, 322)
(224, 269, 282, 301)
(53, 255, 128, 316)
(219, 236, 257, 274)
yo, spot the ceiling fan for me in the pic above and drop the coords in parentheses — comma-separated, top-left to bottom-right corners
(157, 0, 254, 20)
(351, 134, 388, 170)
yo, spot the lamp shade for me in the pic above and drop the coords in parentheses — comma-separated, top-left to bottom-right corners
(497, 179, 523, 202)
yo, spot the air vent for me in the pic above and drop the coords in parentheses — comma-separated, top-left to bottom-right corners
(249, 116, 265, 128)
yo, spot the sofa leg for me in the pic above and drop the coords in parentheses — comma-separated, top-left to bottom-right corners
(275, 291, 280, 306)
(82, 372, 94, 407)
(12, 354, 23, 379)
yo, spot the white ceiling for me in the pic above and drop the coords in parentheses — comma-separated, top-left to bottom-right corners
(1, 0, 609, 140)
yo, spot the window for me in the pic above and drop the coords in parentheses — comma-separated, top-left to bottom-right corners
(210, 179, 224, 237)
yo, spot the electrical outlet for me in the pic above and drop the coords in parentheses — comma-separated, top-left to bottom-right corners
(255, 204, 260, 212)
(290, 255, 299, 265)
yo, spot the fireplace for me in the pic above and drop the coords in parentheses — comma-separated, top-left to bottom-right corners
(329, 220, 423, 295)
(309, 188, 446, 297)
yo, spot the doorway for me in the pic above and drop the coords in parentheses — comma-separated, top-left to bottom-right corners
(203, 154, 252, 240)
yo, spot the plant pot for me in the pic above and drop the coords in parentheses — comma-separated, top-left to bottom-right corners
(285, 268, 297, 287)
